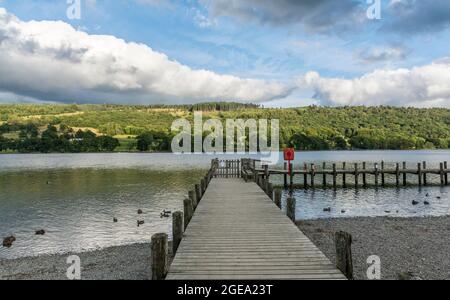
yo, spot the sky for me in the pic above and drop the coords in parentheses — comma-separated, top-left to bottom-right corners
(0, 0, 449, 107)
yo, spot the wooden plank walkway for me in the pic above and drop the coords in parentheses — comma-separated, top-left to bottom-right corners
(166, 178, 345, 280)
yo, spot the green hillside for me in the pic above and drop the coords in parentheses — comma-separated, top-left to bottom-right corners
(1, 104, 449, 153)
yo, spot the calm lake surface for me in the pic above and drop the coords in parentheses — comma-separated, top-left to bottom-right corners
(1, 151, 449, 259)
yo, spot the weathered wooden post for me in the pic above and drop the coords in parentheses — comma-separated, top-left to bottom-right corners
(286, 197, 296, 222)
(253, 160, 257, 183)
(422, 161, 427, 186)
(403, 162, 407, 186)
(354, 163, 359, 187)
(335, 231, 353, 280)
(440, 162, 445, 186)
(284, 162, 288, 189)
(274, 188, 282, 208)
(395, 163, 400, 187)
(342, 162, 347, 188)
(381, 161, 385, 187)
(264, 164, 269, 179)
(289, 161, 294, 195)
(310, 164, 315, 188)
(183, 197, 194, 230)
(151, 233, 168, 280)
(418, 163, 422, 187)
(265, 179, 270, 196)
(195, 184, 202, 203)
(268, 183, 274, 200)
(332, 163, 337, 189)
(172, 211, 183, 254)
(302, 163, 307, 189)
(189, 190, 197, 209)
(362, 162, 367, 187)
(322, 162, 327, 187)
(445, 161, 448, 185)
(374, 163, 379, 187)
(201, 178, 206, 196)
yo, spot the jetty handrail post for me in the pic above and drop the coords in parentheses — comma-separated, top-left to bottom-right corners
(440, 162, 445, 186)
(172, 211, 183, 254)
(402, 162, 407, 186)
(310, 164, 315, 188)
(362, 162, 367, 187)
(183, 197, 194, 230)
(418, 163, 422, 187)
(374, 163, 379, 187)
(274, 188, 282, 208)
(322, 162, 327, 188)
(395, 163, 400, 187)
(286, 196, 296, 222)
(303, 163, 308, 189)
(335, 231, 354, 280)
(422, 161, 427, 186)
(189, 190, 197, 209)
(354, 163, 359, 188)
(381, 161, 385, 187)
(195, 184, 202, 204)
(332, 163, 337, 189)
(342, 162, 346, 188)
(284, 162, 288, 189)
(201, 178, 206, 196)
(151, 233, 168, 280)
(264, 164, 269, 179)
(445, 161, 448, 185)
(268, 182, 274, 200)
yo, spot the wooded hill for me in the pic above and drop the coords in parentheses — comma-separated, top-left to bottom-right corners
(0, 104, 449, 152)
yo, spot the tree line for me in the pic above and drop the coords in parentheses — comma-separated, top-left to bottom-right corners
(0, 123, 119, 153)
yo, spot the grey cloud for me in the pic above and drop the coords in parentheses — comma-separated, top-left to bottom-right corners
(384, 0, 450, 34)
(199, 0, 365, 33)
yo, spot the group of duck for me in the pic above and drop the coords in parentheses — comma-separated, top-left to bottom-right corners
(112, 209, 172, 227)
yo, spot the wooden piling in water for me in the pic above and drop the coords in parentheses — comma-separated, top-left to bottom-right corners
(183, 198, 193, 231)
(422, 161, 427, 186)
(440, 162, 445, 186)
(396, 163, 400, 187)
(311, 164, 315, 188)
(172, 211, 183, 254)
(303, 163, 308, 189)
(335, 231, 353, 280)
(403, 162, 407, 186)
(381, 161, 385, 187)
(445, 161, 448, 185)
(354, 163, 359, 187)
(342, 162, 346, 188)
(323, 162, 327, 187)
(286, 197, 296, 222)
(332, 163, 337, 189)
(201, 178, 206, 196)
(418, 163, 422, 187)
(374, 163, 379, 187)
(362, 162, 367, 187)
(274, 188, 282, 208)
(151, 233, 168, 280)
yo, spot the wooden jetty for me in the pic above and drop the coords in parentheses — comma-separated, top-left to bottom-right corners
(247, 160, 449, 189)
(158, 159, 346, 280)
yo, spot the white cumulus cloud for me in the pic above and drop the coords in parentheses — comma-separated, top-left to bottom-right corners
(0, 8, 292, 104)
(298, 58, 450, 108)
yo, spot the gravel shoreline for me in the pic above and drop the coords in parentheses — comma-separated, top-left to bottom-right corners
(1, 217, 448, 280)
(0, 243, 162, 280)
(297, 216, 450, 280)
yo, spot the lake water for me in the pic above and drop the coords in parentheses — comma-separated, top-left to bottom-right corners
(1, 151, 449, 259)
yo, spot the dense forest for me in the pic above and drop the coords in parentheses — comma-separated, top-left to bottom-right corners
(0, 103, 449, 153)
